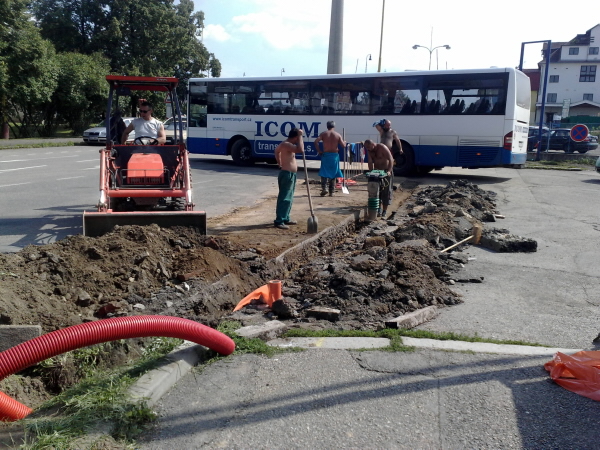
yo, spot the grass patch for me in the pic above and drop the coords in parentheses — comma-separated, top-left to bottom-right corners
(17, 337, 183, 449)
(217, 321, 302, 357)
(283, 327, 544, 348)
(390, 328, 544, 347)
(525, 159, 595, 171)
(0, 141, 79, 150)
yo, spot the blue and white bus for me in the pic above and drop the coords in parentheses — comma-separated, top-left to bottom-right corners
(187, 67, 530, 175)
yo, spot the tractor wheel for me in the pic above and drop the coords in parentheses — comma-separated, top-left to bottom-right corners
(170, 197, 185, 211)
(231, 139, 255, 166)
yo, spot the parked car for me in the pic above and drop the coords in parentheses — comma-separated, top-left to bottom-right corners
(83, 117, 136, 144)
(596, 156, 600, 174)
(164, 116, 187, 145)
(527, 126, 549, 151)
(528, 127, 598, 153)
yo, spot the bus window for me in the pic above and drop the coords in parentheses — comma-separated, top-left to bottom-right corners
(311, 78, 372, 115)
(372, 76, 421, 115)
(256, 80, 309, 114)
(515, 70, 531, 110)
(425, 74, 508, 115)
(189, 82, 207, 127)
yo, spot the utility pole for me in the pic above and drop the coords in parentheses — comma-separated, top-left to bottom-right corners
(377, 0, 385, 72)
(327, 0, 344, 74)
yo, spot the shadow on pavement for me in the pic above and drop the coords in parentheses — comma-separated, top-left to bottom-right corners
(0, 206, 86, 252)
(141, 352, 598, 448)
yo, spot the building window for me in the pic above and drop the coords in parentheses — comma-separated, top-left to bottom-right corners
(547, 93, 557, 102)
(590, 47, 599, 55)
(583, 93, 594, 101)
(580, 65, 597, 82)
(569, 47, 580, 55)
(549, 75, 559, 83)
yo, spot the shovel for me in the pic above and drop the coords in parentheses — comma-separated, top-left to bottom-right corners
(341, 130, 349, 194)
(301, 151, 318, 233)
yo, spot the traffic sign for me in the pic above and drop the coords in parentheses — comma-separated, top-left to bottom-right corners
(570, 124, 589, 142)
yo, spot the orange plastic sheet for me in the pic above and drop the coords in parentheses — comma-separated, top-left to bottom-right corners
(544, 351, 600, 401)
(233, 280, 282, 312)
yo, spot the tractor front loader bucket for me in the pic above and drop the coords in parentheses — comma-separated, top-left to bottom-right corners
(83, 210, 207, 237)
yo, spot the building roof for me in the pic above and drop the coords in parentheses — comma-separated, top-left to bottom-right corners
(540, 24, 600, 64)
(522, 69, 540, 90)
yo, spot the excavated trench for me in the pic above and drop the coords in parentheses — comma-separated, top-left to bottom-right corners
(0, 179, 538, 412)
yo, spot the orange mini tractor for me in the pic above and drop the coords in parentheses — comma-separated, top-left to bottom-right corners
(83, 75, 206, 236)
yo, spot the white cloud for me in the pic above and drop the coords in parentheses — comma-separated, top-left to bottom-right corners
(198, 0, 600, 77)
(203, 24, 232, 42)
(230, 8, 328, 51)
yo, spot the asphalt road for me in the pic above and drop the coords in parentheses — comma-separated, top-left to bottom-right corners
(0, 146, 282, 253)
(140, 166, 600, 449)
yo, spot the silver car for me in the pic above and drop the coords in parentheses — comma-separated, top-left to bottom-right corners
(83, 117, 136, 145)
(164, 116, 187, 145)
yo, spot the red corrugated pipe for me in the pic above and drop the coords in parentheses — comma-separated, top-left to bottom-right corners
(0, 315, 235, 422)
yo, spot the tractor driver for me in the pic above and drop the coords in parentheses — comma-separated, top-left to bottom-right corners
(121, 101, 166, 145)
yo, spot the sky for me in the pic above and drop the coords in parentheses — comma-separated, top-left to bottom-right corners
(196, 0, 599, 79)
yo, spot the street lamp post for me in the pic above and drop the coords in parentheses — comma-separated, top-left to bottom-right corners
(365, 54, 372, 73)
(412, 44, 451, 70)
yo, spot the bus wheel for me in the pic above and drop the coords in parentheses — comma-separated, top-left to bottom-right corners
(393, 145, 415, 176)
(231, 139, 255, 166)
(415, 166, 434, 174)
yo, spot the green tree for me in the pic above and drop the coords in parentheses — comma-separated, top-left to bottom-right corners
(30, 0, 105, 54)
(1, 1, 60, 137)
(49, 52, 110, 134)
(31, 0, 221, 115)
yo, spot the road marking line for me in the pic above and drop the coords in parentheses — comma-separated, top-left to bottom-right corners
(0, 165, 47, 173)
(0, 155, 79, 163)
(76, 159, 99, 163)
(57, 176, 86, 180)
(0, 182, 32, 188)
(81, 166, 100, 170)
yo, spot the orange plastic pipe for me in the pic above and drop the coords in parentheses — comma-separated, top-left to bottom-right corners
(0, 316, 235, 421)
(233, 280, 282, 311)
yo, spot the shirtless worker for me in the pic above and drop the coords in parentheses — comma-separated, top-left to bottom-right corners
(373, 118, 403, 157)
(273, 128, 304, 229)
(363, 139, 394, 218)
(314, 120, 346, 196)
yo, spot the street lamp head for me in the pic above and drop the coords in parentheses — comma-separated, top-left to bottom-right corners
(412, 45, 419, 50)
(444, 45, 451, 50)
(368, 54, 372, 61)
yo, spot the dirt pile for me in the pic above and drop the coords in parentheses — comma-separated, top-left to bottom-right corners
(228, 179, 508, 330)
(0, 225, 266, 332)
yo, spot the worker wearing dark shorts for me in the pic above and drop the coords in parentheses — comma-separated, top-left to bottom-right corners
(379, 172, 393, 214)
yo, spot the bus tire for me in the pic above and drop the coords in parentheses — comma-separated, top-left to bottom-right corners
(231, 139, 255, 166)
(393, 145, 416, 176)
(415, 166, 434, 174)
